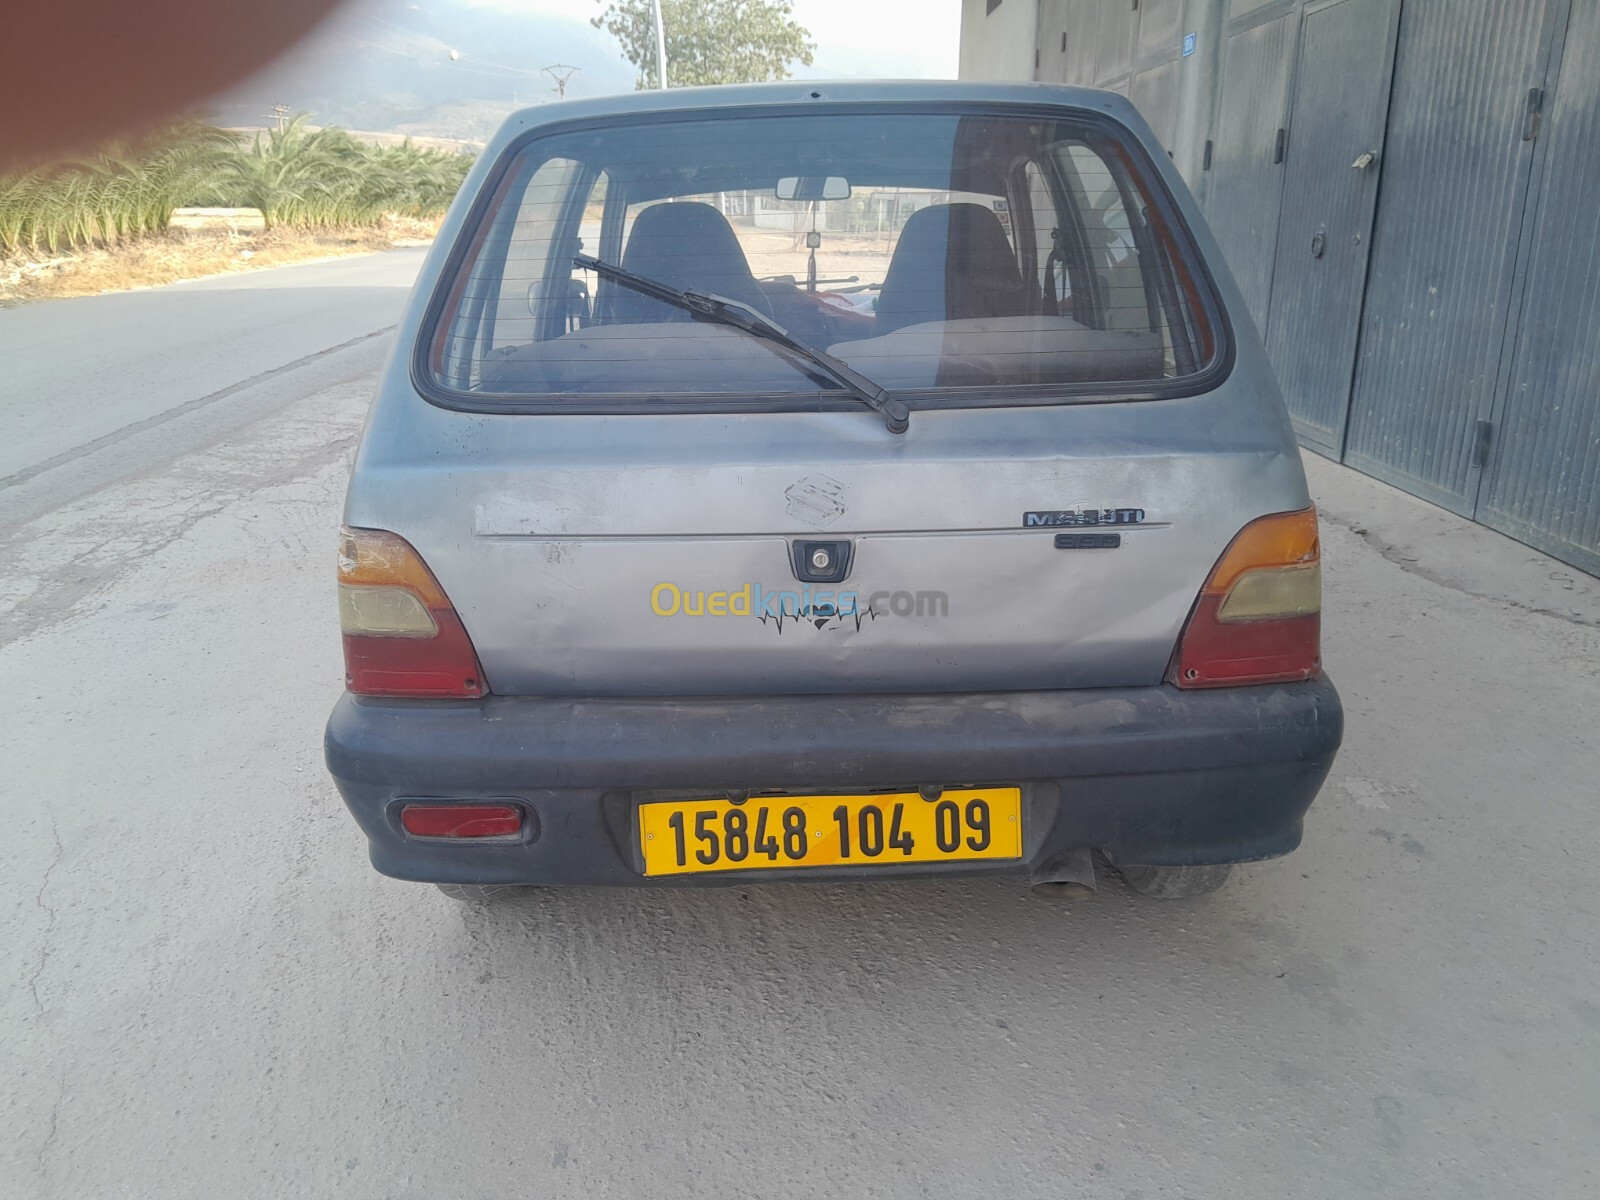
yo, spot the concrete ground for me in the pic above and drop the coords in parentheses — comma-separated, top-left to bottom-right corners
(2, 252, 1598, 1198)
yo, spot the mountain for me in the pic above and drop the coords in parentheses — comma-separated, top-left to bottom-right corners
(210, 0, 639, 143)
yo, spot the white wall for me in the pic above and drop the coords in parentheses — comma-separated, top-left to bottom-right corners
(958, 0, 1040, 81)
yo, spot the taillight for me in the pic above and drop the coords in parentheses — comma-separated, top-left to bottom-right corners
(1171, 507, 1322, 688)
(338, 526, 486, 697)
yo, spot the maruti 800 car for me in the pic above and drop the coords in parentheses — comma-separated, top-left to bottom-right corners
(324, 81, 1343, 903)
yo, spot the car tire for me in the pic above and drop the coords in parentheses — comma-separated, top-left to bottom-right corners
(1118, 863, 1233, 898)
(434, 883, 532, 903)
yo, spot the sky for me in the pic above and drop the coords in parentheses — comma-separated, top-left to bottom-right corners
(791, 0, 962, 78)
(217, 0, 963, 137)
(475, 0, 962, 82)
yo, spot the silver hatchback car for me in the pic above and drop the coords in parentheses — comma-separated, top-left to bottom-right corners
(325, 81, 1342, 901)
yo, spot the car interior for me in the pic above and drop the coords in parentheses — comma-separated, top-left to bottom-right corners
(443, 111, 1208, 397)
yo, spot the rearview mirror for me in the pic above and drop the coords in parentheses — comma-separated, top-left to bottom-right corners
(775, 175, 851, 202)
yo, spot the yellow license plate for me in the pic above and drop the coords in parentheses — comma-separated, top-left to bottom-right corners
(638, 787, 1022, 877)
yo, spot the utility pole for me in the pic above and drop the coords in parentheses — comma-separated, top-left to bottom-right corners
(269, 104, 291, 131)
(542, 64, 580, 99)
(652, 0, 668, 89)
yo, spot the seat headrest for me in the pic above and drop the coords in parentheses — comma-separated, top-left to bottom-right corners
(612, 201, 771, 323)
(875, 202, 1031, 332)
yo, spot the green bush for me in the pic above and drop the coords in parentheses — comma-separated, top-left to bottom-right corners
(0, 123, 232, 255)
(202, 116, 473, 231)
(0, 115, 473, 255)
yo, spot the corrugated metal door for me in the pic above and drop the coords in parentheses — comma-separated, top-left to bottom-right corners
(1203, 11, 1297, 336)
(1478, 0, 1600, 575)
(1034, 0, 1080, 85)
(1341, 0, 1563, 514)
(1096, 0, 1135, 83)
(1136, 0, 1184, 62)
(1130, 57, 1182, 150)
(1263, 0, 1400, 453)
(1064, 0, 1101, 85)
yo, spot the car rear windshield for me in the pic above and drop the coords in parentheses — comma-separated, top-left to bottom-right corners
(425, 106, 1223, 407)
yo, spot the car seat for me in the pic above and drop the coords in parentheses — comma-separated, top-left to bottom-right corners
(611, 201, 774, 324)
(874, 202, 1033, 333)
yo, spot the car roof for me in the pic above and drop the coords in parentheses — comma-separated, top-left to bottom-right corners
(479, 79, 1144, 159)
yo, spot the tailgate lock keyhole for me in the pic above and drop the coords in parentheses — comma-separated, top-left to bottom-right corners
(791, 540, 853, 584)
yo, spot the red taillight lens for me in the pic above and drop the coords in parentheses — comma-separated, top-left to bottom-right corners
(1171, 507, 1322, 688)
(401, 804, 522, 838)
(338, 527, 486, 698)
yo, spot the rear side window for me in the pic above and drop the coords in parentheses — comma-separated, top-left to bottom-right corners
(426, 107, 1223, 407)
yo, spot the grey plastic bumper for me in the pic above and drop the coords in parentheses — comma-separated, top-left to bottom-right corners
(324, 678, 1343, 886)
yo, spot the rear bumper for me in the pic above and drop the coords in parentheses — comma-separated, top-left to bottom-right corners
(324, 677, 1343, 887)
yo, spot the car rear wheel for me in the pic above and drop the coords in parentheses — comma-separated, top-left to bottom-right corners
(434, 883, 534, 903)
(1118, 863, 1233, 898)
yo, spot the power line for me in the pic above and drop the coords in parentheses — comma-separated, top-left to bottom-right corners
(327, 26, 550, 81)
(349, 8, 439, 44)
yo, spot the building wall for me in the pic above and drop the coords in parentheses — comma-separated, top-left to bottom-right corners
(1022, 0, 1228, 185)
(959, 0, 1600, 577)
(958, 0, 1041, 82)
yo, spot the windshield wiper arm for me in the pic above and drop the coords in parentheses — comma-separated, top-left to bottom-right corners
(575, 253, 909, 434)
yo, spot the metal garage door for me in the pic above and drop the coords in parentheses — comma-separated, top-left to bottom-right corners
(1341, 0, 1564, 515)
(1135, 0, 1183, 63)
(1129, 57, 1182, 151)
(1263, 0, 1400, 454)
(1095, 0, 1135, 81)
(1202, 10, 1298, 336)
(1478, 0, 1600, 576)
(1035, 0, 1085, 86)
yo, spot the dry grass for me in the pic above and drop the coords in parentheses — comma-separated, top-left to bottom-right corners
(0, 213, 439, 307)
(167, 207, 266, 231)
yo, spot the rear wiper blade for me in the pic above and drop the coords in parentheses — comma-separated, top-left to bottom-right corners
(575, 253, 908, 434)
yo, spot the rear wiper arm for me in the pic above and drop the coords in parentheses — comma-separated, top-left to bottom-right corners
(575, 253, 908, 434)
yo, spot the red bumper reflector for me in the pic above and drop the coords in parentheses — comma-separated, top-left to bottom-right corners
(401, 804, 523, 839)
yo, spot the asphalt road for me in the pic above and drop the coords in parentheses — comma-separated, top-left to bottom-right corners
(4, 252, 1600, 1198)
